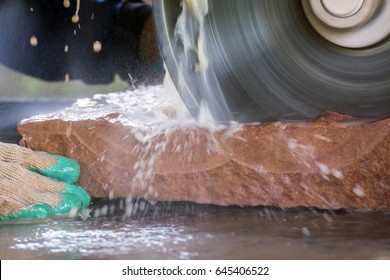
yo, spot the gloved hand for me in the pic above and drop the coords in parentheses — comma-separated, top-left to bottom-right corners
(0, 143, 91, 220)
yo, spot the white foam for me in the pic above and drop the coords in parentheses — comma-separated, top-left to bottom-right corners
(22, 85, 184, 127)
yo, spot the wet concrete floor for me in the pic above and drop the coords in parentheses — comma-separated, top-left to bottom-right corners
(1, 202, 390, 259)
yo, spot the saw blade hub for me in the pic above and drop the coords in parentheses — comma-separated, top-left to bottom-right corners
(303, 0, 390, 48)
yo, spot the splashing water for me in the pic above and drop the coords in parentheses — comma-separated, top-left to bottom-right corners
(172, 0, 233, 121)
(118, 73, 238, 218)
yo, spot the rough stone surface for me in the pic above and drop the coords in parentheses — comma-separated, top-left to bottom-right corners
(17, 87, 390, 210)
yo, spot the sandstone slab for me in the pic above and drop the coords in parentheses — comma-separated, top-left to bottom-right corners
(17, 86, 390, 210)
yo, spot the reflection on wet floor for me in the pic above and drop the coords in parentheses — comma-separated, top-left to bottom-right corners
(1, 200, 390, 259)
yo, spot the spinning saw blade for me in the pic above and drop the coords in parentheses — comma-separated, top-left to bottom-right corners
(153, 0, 390, 122)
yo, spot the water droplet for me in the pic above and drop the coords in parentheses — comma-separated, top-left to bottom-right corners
(63, 0, 70, 8)
(93, 41, 102, 53)
(353, 185, 365, 197)
(72, 15, 79, 23)
(30, 36, 38, 47)
(302, 227, 311, 237)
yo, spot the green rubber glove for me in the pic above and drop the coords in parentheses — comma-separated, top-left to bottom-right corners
(0, 143, 91, 220)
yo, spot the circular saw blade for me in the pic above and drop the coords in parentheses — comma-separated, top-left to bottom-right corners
(153, 0, 390, 122)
